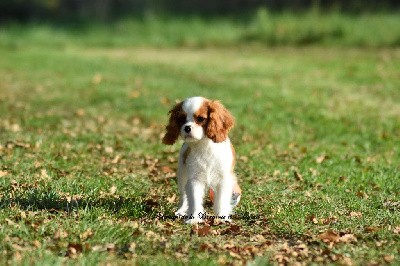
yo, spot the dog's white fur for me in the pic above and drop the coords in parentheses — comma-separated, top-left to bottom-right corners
(163, 97, 237, 224)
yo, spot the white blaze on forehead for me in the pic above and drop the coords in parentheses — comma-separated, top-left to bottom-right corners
(182, 97, 204, 118)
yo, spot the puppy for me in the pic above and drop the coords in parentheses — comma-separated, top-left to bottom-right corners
(163, 96, 240, 223)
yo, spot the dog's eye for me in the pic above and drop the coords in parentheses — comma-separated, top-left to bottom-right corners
(196, 116, 206, 123)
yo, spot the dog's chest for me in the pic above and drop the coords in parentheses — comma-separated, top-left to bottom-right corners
(183, 141, 231, 180)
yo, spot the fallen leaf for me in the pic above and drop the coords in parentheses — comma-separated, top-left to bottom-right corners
(221, 224, 241, 235)
(33, 240, 41, 248)
(316, 155, 327, 164)
(349, 211, 362, 218)
(356, 191, 369, 199)
(250, 234, 265, 242)
(307, 214, 318, 224)
(40, 169, 50, 179)
(128, 242, 136, 253)
(10, 124, 21, 132)
(365, 226, 379, 233)
(191, 224, 211, 237)
(229, 251, 242, 259)
(161, 166, 174, 174)
(199, 242, 213, 251)
(294, 171, 304, 181)
(167, 194, 176, 204)
(54, 229, 68, 240)
(393, 226, 400, 234)
(104, 146, 114, 154)
(111, 155, 121, 164)
(0, 170, 9, 177)
(106, 243, 116, 252)
(13, 251, 22, 262)
(383, 255, 394, 263)
(318, 230, 339, 243)
(109, 185, 117, 194)
(339, 234, 357, 243)
(66, 243, 83, 258)
(80, 228, 93, 241)
(341, 256, 354, 266)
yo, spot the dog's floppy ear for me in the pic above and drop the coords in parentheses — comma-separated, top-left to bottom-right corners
(162, 101, 184, 145)
(206, 100, 234, 143)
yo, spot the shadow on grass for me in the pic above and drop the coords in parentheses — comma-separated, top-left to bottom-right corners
(0, 188, 165, 219)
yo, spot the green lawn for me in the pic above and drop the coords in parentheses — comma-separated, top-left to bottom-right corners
(0, 16, 399, 265)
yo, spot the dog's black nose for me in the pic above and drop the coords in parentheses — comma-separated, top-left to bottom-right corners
(184, 125, 191, 133)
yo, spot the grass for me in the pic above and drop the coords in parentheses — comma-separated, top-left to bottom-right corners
(0, 12, 399, 265)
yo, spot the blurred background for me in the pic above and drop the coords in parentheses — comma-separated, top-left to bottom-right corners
(1, 0, 400, 23)
(1, 0, 399, 48)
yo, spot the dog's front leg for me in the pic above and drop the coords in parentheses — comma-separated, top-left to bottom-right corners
(185, 178, 205, 224)
(213, 175, 234, 222)
(175, 166, 188, 217)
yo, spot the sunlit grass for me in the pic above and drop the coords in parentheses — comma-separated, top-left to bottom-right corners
(0, 16, 399, 264)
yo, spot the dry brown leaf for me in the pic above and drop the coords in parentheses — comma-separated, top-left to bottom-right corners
(383, 255, 394, 263)
(307, 214, 318, 224)
(356, 191, 369, 199)
(250, 234, 266, 242)
(109, 185, 117, 194)
(316, 155, 327, 164)
(40, 169, 50, 179)
(33, 240, 41, 248)
(106, 243, 116, 252)
(80, 228, 93, 241)
(161, 166, 174, 174)
(111, 155, 121, 164)
(318, 230, 340, 243)
(294, 171, 304, 181)
(199, 242, 213, 252)
(365, 226, 379, 233)
(340, 256, 354, 266)
(274, 254, 289, 264)
(339, 234, 357, 243)
(393, 226, 400, 234)
(0, 170, 9, 177)
(128, 242, 136, 253)
(66, 243, 83, 258)
(349, 211, 362, 218)
(229, 251, 242, 259)
(167, 194, 176, 204)
(104, 146, 114, 154)
(13, 251, 22, 262)
(145, 231, 158, 239)
(192, 224, 211, 237)
(221, 224, 241, 235)
(54, 229, 68, 240)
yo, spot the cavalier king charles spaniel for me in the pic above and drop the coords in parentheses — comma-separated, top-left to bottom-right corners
(163, 96, 241, 224)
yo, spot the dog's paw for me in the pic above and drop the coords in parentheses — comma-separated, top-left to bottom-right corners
(174, 208, 188, 217)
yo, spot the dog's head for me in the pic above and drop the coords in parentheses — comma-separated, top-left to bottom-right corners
(162, 97, 235, 145)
